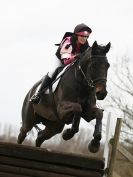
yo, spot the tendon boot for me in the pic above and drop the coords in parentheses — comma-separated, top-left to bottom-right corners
(30, 74, 52, 104)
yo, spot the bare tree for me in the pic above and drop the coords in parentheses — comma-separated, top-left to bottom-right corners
(107, 56, 133, 147)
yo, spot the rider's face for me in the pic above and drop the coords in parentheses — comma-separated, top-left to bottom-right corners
(77, 34, 90, 44)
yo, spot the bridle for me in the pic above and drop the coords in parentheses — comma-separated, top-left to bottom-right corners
(78, 55, 109, 88)
(78, 64, 94, 87)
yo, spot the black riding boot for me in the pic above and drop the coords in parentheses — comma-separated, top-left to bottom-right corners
(30, 74, 52, 104)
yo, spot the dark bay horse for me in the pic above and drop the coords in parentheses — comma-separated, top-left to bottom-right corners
(18, 41, 110, 153)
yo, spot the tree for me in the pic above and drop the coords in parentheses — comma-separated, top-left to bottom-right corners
(107, 56, 133, 147)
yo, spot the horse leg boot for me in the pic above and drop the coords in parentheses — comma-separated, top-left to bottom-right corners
(30, 74, 52, 104)
(62, 113, 81, 140)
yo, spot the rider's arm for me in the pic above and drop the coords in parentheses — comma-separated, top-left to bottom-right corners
(60, 39, 76, 65)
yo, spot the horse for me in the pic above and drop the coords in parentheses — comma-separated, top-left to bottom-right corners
(17, 41, 110, 153)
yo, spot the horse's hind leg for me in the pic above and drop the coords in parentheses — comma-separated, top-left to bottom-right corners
(36, 124, 64, 147)
(17, 126, 27, 144)
(17, 124, 33, 144)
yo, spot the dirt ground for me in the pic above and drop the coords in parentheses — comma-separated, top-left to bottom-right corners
(114, 151, 133, 177)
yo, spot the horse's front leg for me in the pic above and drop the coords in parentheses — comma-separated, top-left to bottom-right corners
(88, 108, 104, 153)
(62, 113, 81, 140)
(36, 122, 65, 147)
(57, 101, 82, 141)
(93, 108, 103, 140)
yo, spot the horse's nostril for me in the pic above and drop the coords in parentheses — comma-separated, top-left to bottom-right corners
(96, 90, 108, 100)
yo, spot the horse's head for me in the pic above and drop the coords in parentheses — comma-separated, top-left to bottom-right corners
(88, 41, 110, 100)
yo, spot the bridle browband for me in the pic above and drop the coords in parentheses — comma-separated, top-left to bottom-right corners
(78, 55, 108, 87)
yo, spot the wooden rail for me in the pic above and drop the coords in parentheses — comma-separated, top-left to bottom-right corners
(0, 142, 105, 177)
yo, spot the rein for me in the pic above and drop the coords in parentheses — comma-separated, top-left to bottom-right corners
(78, 64, 94, 87)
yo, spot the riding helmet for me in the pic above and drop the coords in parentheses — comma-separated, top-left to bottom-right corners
(74, 23, 92, 34)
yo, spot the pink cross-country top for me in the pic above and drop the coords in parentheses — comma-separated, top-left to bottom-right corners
(60, 37, 81, 65)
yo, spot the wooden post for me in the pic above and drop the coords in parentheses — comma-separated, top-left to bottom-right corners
(107, 118, 122, 177)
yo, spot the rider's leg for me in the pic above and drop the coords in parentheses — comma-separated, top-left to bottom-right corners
(30, 59, 62, 104)
(30, 74, 52, 104)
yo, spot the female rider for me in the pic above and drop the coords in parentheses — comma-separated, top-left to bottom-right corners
(30, 23, 92, 104)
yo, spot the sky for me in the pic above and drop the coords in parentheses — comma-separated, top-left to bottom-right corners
(0, 0, 133, 129)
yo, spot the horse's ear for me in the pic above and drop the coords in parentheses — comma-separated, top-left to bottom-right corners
(104, 42, 111, 53)
(92, 41, 97, 52)
(92, 41, 97, 48)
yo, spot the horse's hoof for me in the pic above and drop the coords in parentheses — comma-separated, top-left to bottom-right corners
(88, 139, 100, 153)
(62, 129, 75, 140)
(94, 133, 102, 141)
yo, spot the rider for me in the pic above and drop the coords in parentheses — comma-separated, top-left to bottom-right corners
(30, 23, 92, 104)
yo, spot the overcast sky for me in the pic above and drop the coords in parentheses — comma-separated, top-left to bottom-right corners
(0, 0, 133, 127)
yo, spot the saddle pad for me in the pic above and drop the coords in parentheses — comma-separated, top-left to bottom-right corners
(47, 64, 71, 93)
